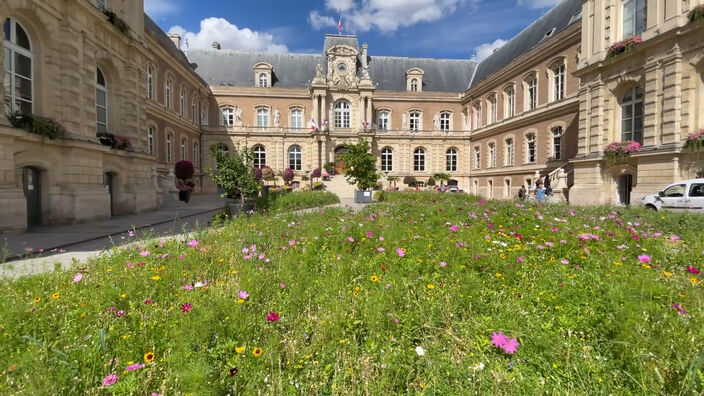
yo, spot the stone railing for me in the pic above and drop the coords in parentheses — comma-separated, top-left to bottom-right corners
(204, 125, 471, 139)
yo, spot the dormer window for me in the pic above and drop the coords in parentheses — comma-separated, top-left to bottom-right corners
(543, 27, 556, 40)
(97, 0, 107, 10)
(253, 62, 273, 88)
(406, 68, 424, 92)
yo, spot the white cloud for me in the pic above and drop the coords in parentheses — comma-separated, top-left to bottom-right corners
(473, 39, 507, 61)
(168, 18, 288, 53)
(309, 0, 479, 33)
(517, 0, 562, 9)
(145, 0, 180, 18)
(308, 10, 337, 30)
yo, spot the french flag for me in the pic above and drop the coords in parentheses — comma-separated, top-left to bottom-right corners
(309, 119, 319, 131)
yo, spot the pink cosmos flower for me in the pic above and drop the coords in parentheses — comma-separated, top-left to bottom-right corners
(73, 273, 83, 283)
(491, 331, 507, 348)
(439, 261, 447, 267)
(377, 247, 385, 252)
(366, 232, 374, 238)
(686, 265, 700, 274)
(396, 248, 405, 257)
(181, 285, 194, 290)
(238, 290, 249, 300)
(517, 257, 525, 263)
(125, 363, 144, 372)
(502, 337, 520, 354)
(102, 374, 118, 387)
(348, 237, 355, 243)
(266, 311, 280, 322)
(144, 299, 153, 305)
(379, 236, 385, 241)
(289, 240, 296, 246)
(140, 250, 150, 257)
(181, 303, 192, 313)
(638, 254, 651, 264)
(187, 240, 198, 248)
(280, 282, 286, 288)
(448, 224, 459, 232)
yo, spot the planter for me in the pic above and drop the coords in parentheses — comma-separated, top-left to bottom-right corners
(355, 189, 373, 203)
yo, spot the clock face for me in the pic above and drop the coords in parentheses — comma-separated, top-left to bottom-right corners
(337, 62, 348, 75)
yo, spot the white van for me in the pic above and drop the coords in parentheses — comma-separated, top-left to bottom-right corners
(640, 179, 704, 212)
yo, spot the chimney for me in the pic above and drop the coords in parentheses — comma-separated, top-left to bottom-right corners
(167, 33, 181, 49)
(361, 43, 369, 68)
(212, 41, 221, 50)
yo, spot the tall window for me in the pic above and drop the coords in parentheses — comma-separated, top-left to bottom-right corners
(97, 0, 107, 9)
(201, 103, 208, 125)
(180, 137, 187, 160)
(505, 88, 515, 118)
(288, 145, 302, 171)
(290, 109, 303, 129)
(527, 78, 537, 110)
(488, 142, 496, 168)
(473, 104, 482, 129)
(259, 73, 268, 87)
(414, 148, 426, 172)
(552, 126, 564, 160)
(381, 147, 393, 172)
(440, 113, 451, 131)
(179, 88, 185, 117)
(409, 111, 421, 132)
(166, 133, 173, 163)
(96, 67, 108, 134)
(623, 0, 646, 37)
(193, 142, 199, 167)
(378, 111, 389, 131)
(253, 145, 266, 169)
(256, 108, 269, 127)
(488, 95, 497, 124)
(410, 78, 418, 92)
(4, 19, 33, 114)
(505, 138, 514, 166)
(526, 133, 536, 163)
(334, 101, 351, 128)
(553, 64, 565, 101)
(165, 78, 172, 109)
(221, 107, 234, 126)
(446, 148, 458, 172)
(146, 65, 154, 100)
(191, 98, 197, 123)
(147, 126, 155, 155)
(621, 87, 644, 143)
(473, 146, 481, 169)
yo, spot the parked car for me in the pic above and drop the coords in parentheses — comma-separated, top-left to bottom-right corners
(447, 186, 464, 193)
(640, 179, 704, 212)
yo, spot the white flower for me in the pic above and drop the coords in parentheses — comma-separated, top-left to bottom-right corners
(471, 362, 485, 371)
(415, 346, 425, 356)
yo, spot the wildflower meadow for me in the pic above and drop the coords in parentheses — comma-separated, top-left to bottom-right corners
(0, 192, 702, 394)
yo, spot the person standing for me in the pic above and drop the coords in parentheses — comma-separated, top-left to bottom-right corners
(536, 181, 545, 202)
(518, 185, 527, 200)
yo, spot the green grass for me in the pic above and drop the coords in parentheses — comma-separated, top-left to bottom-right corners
(0, 192, 702, 394)
(254, 190, 340, 213)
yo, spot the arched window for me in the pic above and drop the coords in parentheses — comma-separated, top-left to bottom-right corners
(377, 111, 390, 131)
(414, 148, 426, 172)
(488, 142, 496, 168)
(446, 148, 458, 172)
(288, 145, 302, 171)
(96, 67, 108, 134)
(440, 112, 451, 131)
(147, 125, 155, 155)
(552, 126, 564, 160)
(3, 18, 33, 114)
(180, 137, 187, 160)
(410, 78, 418, 92)
(259, 73, 268, 87)
(290, 108, 303, 129)
(256, 108, 269, 127)
(253, 145, 266, 169)
(201, 103, 209, 125)
(526, 133, 536, 163)
(472, 103, 482, 129)
(146, 65, 154, 100)
(505, 87, 515, 118)
(334, 101, 351, 128)
(409, 111, 421, 131)
(193, 142, 199, 167)
(473, 146, 481, 169)
(191, 97, 197, 123)
(166, 132, 173, 163)
(553, 64, 565, 101)
(221, 107, 234, 126)
(381, 147, 393, 172)
(621, 86, 644, 143)
(526, 76, 538, 111)
(488, 95, 497, 124)
(165, 77, 172, 109)
(179, 88, 185, 117)
(505, 138, 514, 166)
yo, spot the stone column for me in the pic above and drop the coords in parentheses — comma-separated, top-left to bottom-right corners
(321, 95, 327, 125)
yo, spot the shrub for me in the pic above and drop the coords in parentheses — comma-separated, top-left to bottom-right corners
(208, 145, 261, 204)
(282, 168, 294, 185)
(427, 177, 436, 186)
(688, 4, 704, 22)
(254, 190, 339, 213)
(261, 166, 276, 184)
(403, 176, 418, 187)
(323, 162, 335, 173)
(311, 168, 322, 179)
(339, 139, 379, 190)
(8, 112, 65, 140)
(175, 161, 195, 180)
(253, 167, 263, 182)
(603, 141, 641, 164)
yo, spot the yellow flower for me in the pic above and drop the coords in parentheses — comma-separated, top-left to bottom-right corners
(238, 299, 245, 304)
(662, 271, 673, 277)
(151, 275, 161, 281)
(120, 294, 127, 299)
(235, 346, 245, 354)
(144, 351, 155, 363)
(499, 254, 506, 259)
(51, 292, 60, 299)
(495, 273, 502, 278)
(550, 257, 556, 263)
(427, 284, 435, 289)
(231, 270, 238, 274)
(370, 275, 379, 282)
(253, 347, 263, 357)
(642, 264, 651, 269)
(34, 296, 41, 303)
(691, 277, 699, 285)
(613, 261, 622, 266)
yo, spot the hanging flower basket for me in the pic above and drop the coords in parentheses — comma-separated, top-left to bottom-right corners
(603, 141, 641, 165)
(688, 5, 704, 23)
(685, 129, 704, 152)
(607, 36, 642, 59)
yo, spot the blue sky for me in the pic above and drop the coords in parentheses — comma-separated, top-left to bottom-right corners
(146, 0, 564, 61)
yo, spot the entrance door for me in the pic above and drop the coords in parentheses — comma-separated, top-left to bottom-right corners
(617, 174, 633, 205)
(334, 146, 347, 175)
(22, 167, 41, 228)
(104, 172, 115, 217)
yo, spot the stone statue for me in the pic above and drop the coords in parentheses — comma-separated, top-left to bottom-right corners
(235, 106, 243, 126)
(316, 62, 323, 78)
(402, 113, 408, 130)
(361, 65, 370, 79)
(274, 109, 281, 127)
(433, 113, 440, 130)
(327, 54, 334, 77)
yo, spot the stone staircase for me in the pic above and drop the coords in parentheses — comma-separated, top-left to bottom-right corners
(324, 175, 356, 201)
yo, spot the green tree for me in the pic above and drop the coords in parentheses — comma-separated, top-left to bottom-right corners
(339, 139, 380, 190)
(433, 172, 451, 187)
(208, 145, 261, 205)
(427, 177, 436, 187)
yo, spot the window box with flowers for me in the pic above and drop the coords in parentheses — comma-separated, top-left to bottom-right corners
(685, 129, 704, 152)
(7, 112, 66, 140)
(607, 36, 642, 59)
(688, 5, 704, 23)
(603, 141, 642, 165)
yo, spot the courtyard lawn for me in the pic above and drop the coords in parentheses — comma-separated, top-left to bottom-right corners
(0, 192, 702, 394)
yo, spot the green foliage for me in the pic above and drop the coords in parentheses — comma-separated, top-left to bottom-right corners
(403, 176, 418, 187)
(426, 177, 436, 186)
(688, 4, 704, 22)
(0, 192, 702, 394)
(7, 112, 65, 140)
(338, 139, 379, 190)
(254, 191, 339, 213)
(261, 166, 276, 185)
(433, 172, 451, 186)
(208, 146, 261, 204)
